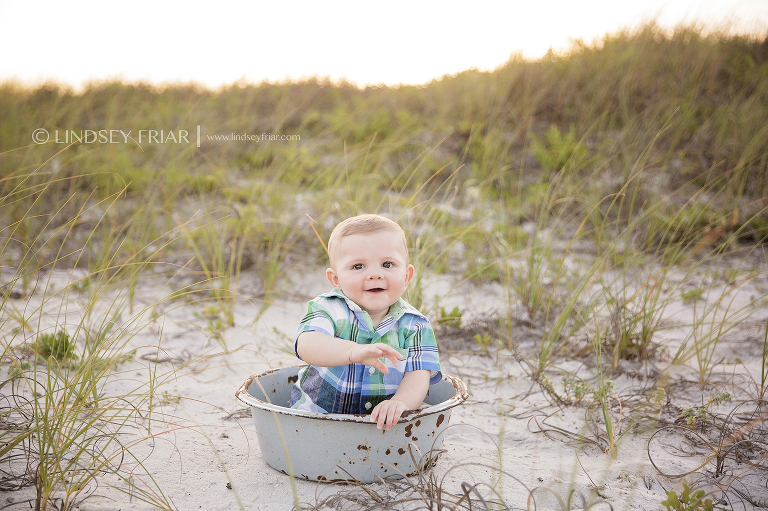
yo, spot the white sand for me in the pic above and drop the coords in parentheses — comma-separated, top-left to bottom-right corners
(3, 266, 767, 510)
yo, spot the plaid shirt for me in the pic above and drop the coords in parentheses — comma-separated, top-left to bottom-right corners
(289, 289, 441, 414)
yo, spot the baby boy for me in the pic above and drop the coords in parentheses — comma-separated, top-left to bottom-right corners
(289, 214, 441, 430)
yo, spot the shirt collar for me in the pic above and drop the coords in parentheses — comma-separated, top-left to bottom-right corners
(320, 288, 425, 321)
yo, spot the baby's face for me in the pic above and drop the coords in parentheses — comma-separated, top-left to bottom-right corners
(327, 230, 414, 323)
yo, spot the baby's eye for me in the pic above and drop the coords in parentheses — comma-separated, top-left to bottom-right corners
(352, 263, 364, 270)
(382, 261, 394, 268)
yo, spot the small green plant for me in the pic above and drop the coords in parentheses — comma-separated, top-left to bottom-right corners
(473, 333, 493, 352)
(508, 242, 553, 321)
(661, 483, 713, 511)
(537, 374, 596, 407)
(194, 305, 227, 350)
(681, 288, 704, 302)
(604, 271, 667, 369)
(648, 386, 667, 405)
(33, 330, 78, 362)
(152, 390, 182, 407)
(7, 361, 31, 378)
(681, 393, 728, 426)
(530, 123, 588, 173)
(682, 406, 708, 426)
(594, 367, 618, 457)
(644, 386, 667, 420)
(561, 376, 592, 404)
(437, 306, 463, 329)
(707, 391, 731, 406)
(538, 374, 558, 400)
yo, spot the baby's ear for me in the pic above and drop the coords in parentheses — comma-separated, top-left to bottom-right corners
(404, 264, 414, 286)
(326, 267, 341, 288)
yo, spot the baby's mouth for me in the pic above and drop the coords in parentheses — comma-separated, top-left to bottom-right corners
(366, 287, 386, 293)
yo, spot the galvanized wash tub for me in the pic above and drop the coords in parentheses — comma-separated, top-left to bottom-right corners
(235, 365, 468, 483)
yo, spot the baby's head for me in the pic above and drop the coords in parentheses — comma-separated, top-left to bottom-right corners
(326, 214, 414, 322)
(327, 214, 408, 266)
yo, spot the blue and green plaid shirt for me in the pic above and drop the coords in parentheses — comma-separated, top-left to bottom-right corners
(289, 289, 441, 414)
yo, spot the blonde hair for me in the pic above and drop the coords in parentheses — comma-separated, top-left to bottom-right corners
(328, 214, 408, 265)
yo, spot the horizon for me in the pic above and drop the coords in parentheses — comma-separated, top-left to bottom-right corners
(1, 0, 767, 92)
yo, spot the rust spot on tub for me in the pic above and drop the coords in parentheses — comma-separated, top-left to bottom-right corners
(288, 375, 298, 383)
(357, 444, 370, 451)
(317, 475, 327, 481)
(325, 477, 356, 483)
(404, 424, 413, 437)
(413, 436, 418, 441)
(436, 414, 445, 427)
(415, 420, 421, 427)
(397, 448, 405, 455)
(385, 448, 391, 455)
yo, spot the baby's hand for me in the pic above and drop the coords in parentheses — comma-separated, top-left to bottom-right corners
(370, 399, 407, 430)
(348, 344, 403, 374)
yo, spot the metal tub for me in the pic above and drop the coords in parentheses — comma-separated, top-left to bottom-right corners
(235, 365, 468, 483)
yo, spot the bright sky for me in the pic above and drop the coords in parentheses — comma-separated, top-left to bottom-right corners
(1, 0, 766, 89)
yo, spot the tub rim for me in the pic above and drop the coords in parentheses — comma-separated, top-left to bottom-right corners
(235, 365, 468, 424)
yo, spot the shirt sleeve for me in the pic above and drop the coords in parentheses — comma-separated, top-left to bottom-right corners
(402, 316, 442, 384)
(294, 297, 336, 359)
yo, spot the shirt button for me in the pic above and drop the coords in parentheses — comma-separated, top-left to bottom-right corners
(368, 367, 375, 375)
(365, 402, 372, 410)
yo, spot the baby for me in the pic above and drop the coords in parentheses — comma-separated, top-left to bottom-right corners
(289, 214, 441, 430)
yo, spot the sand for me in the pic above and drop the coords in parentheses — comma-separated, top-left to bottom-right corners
(2, 265, 768, 510)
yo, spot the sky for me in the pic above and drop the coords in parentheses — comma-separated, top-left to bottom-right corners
(0, 0, 766, 90)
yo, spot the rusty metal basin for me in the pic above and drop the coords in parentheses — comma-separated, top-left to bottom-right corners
(235, 365, 468, 483)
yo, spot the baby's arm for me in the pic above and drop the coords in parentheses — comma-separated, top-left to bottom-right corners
(296, 331, 403, 373)
(370, 369, 430, 430)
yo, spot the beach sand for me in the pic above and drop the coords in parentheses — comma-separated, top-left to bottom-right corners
(3, 265, 767, 510)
